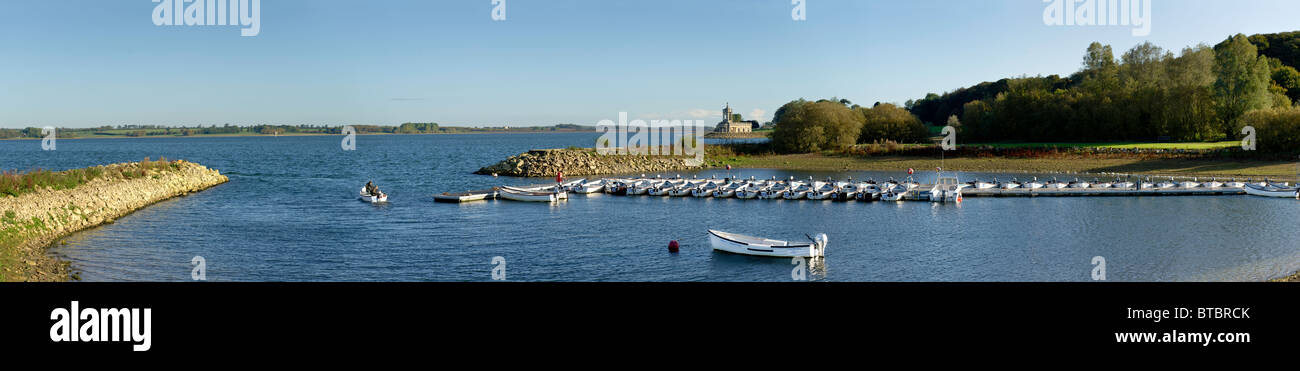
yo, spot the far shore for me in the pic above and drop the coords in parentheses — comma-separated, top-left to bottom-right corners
(0, 130, 598, 141)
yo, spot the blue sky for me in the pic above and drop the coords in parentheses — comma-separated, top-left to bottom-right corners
(2, 0, 1298, 128)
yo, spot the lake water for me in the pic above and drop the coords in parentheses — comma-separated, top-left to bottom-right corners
(3, 133, 1298, 281)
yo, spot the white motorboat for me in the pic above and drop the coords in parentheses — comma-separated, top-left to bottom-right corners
(647, 180, 682, 196)
(712, 181, 744, 198)
(708, 229, 827, 258)
(970, 179, 996, 189)
(1113, 179, 1134, 189)
(806, 181, 837, 200)
(434, 191, 491, 203)
(1243, 184, 1300, 198)
(1179, 178, 1201, 188)
(1155, 178, 1177, 189)
(1225, 179, 1246, 188)
(570, 179, 606, 194)
(498, 187, 566, 202)
(669, 181, 697, 196)
(691, 181, 719, 197)
(1024, 177, 1044, 189)
(1046, 177, 1068, 189)
(782, 182, 811, 200)
(1092, 179, 1113, 189)
(929, 176, 963, 203)
(1000, 178, 1022, 189)
(736, 181, 770, 199)
(1068, 178, 1090, 188)
(881, 189, 907, 202)
(759, 181, 789, 199)
(627, 180, 654, 195)
(1204, 178, 1224, 188)
(359, 187, 388, 203)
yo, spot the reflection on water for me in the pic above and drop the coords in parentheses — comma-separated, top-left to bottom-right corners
(1, 134, 1296, 281)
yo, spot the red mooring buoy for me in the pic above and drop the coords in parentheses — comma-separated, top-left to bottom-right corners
(668, 240, 680, 253)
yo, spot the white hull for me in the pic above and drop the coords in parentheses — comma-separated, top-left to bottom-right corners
(1244, 184, 1300, 198)
(708, 230, 825, 258)
(498, 188, 566, 202)
(359, 188, 387, 203)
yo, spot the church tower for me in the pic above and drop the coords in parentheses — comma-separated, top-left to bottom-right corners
(723, 103, 733, 123)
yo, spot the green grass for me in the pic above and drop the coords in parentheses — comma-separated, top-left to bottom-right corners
(0, 157, 179, 197)
(964, 141, 1239, 150)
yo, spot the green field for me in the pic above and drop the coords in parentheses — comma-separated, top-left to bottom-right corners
(963, 141, 1240, 150)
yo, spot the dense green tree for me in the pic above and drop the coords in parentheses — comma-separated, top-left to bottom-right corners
(1213, 34, 1276, 136)
(857, 103, 929, 144)
(769, 99, 862, 153)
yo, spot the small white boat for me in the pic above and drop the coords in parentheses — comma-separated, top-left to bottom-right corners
(760, 181, 790, 199)
(570, 179, 606, 194)
(669, 181, 697, 197)
(628, 180, 654, 195)
(806, 181, 837, 200)
(434, 191, 491, 203)
(1155, 179, 1177, 189)
(1179, 178, 1201, 188)
(782, 182, 811, 200)
(1024, 177, 1044, 189)
(708, 229, 827, 258)
(929, 176, 963, 203)
(691, 181, 719, 197)
(1046, 177, 1068, 189)
(1204, 179, 1224, 188)
(1092, 179, 1113, 189)
(498, 187, 566, 202)
(1068, 178, 1090, 188)
(647, 180, 681, 196)
(736, 181, 769, 199)
(1000, 178, 1022, 189)
(1243, 184, 1300, 198)
(1225, 179, 1246, 188)
(712, 181, 743, 198)
(1113, 180, 1135, 189)
(970, 179, 996, 189)
(359, 187, 388, 203)
(881, 187, 907, 202)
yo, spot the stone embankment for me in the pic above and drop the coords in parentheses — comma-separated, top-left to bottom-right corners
(476, 148, 703, 177)
(0, 160, 228, 281)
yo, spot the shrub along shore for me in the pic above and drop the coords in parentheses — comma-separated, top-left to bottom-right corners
(0, 159, 228, 281)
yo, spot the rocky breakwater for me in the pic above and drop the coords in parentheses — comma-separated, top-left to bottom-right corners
(0, 160, 228, 281)
(475, 148, 703, 177)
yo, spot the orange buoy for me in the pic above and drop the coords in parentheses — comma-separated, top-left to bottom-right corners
(668, 240, 679, 253)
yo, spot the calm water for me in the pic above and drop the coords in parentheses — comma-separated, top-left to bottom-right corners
(3, 133, 1298, 282)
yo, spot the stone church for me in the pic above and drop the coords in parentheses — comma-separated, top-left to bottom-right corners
(714, 103, 757, 133)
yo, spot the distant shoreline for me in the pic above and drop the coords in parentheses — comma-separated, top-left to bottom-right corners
(0, 130, 598, 141)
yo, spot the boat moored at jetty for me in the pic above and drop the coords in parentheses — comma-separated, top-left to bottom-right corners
(498, 187, 566, 202)
(1243, 183, 1300, 198)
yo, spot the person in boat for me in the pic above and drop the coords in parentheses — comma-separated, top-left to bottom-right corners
(365, 181, 382, 196)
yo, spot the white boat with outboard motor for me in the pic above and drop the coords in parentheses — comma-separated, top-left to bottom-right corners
(359, 187, 388, 203)
(708, 229, 827, 258)
(1243, 183, 1300, 198)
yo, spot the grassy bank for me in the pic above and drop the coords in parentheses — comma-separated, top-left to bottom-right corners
(0, 159, 227, 281)
(1, 157, 178, 197)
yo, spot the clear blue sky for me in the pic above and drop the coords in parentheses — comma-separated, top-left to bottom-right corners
(2, 0, 1298, 128)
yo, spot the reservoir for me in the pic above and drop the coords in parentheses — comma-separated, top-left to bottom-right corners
(3, 133, 1297, 281)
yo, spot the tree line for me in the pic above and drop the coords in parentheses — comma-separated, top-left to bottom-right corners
(908, 31, 1300, 150)
(769, 98, 929, 153)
